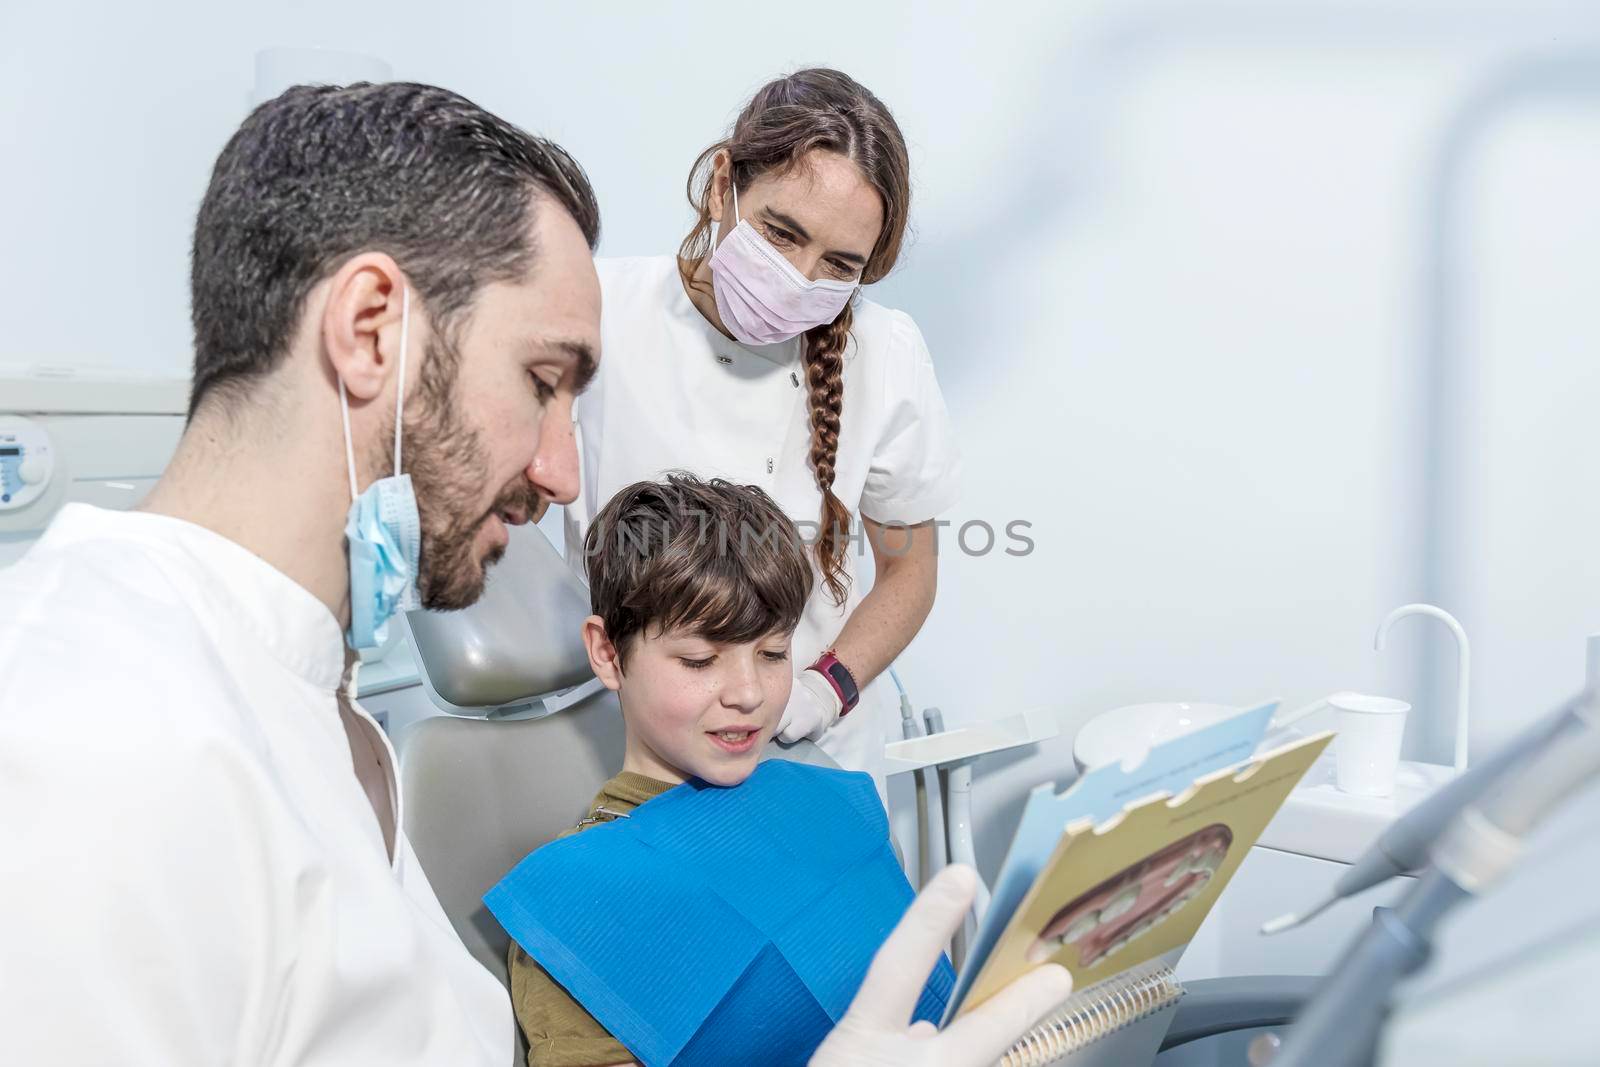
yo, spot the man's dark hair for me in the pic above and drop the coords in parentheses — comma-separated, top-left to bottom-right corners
(188, 81, 601, 417)
(585, 474, 814, 668)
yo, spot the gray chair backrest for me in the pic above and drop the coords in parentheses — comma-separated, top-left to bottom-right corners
(398, 686, 626, 991)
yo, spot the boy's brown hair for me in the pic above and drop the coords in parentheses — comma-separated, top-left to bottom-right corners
(583, 473, 813, 667)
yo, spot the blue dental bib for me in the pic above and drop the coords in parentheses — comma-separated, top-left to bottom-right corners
(485, 759, 953, 1066)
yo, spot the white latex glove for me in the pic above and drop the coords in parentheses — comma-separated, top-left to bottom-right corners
(777, 668, 843, 743)
(809, 865, 1074, 1067)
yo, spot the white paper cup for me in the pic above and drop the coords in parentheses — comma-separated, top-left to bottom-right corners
(1330, 693, 1410, 796)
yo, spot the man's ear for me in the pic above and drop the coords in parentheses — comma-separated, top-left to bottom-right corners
(582, 615, 624, 691)
(322, 252, 409, 403)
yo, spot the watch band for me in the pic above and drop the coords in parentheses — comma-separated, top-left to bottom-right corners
(808, 648, 860, 718)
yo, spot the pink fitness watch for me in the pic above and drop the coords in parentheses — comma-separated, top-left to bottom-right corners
(807, 649, 860, 718)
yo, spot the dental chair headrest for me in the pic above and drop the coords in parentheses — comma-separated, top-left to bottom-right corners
(405, 523, 595, 713)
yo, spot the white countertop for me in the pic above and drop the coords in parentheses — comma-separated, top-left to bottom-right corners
(1259, 755, 1458, 863)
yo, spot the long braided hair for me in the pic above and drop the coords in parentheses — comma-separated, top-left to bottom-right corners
(678, 69, 911, 605)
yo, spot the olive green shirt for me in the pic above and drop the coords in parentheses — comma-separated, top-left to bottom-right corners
(508, 770, 676, 1067)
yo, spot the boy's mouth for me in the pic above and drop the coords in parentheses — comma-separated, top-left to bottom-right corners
(707, 728, 760, 754)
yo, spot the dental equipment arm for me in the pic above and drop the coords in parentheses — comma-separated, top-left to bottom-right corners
(891, 668, 935, 893)
(810, 865, 1073, 1067)
(1262, 688, 1592, 935)
(1269, 688, 1600, 1067)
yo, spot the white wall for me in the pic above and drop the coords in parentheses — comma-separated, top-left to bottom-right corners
(6, 1, 1599, 883)
(1446, 102, 1600, 749)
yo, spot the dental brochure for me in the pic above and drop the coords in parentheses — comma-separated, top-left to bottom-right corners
(947, 703, 1332, 1066)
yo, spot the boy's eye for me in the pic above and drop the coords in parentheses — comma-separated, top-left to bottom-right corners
(760, 649, 790, 663)
(529, 371, 556, 401)
(679, 656, 714, 670)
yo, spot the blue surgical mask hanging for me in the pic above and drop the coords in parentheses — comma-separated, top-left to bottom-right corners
(341, 286, 422, 651)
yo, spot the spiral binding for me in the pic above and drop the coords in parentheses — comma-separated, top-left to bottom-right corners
(998, 966, 1186, 1067)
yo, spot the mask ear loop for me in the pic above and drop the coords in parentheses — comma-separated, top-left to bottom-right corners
(392, 286, 410, 477)
(337, 284, 411, 500)
(338, 386, 359, 503)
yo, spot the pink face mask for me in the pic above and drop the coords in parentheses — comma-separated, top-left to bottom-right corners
(708, 182, 859, 346)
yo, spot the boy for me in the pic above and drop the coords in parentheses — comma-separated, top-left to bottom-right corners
(508, 473, 817, 1065)
(502, 476, 947, 1067)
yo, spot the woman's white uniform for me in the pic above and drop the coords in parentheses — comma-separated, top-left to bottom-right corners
(565, 256, 961, 789)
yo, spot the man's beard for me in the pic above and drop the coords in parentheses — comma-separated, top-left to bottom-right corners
(382, 335, 543, 612)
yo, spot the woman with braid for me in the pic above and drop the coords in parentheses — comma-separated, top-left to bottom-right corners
(564, 69, 960, 799)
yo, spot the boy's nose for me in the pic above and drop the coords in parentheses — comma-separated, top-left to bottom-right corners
(720, 663, 764, 713)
